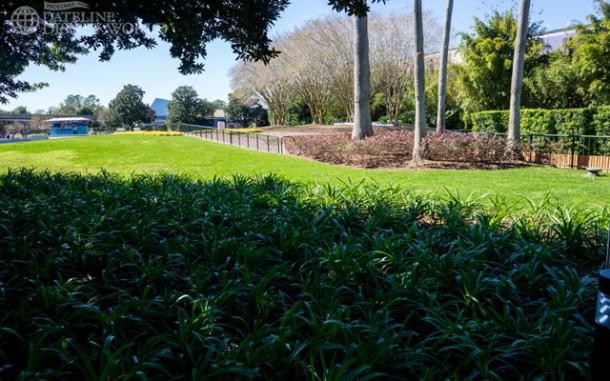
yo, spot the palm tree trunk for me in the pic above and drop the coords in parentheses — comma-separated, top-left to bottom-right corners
(436, 0, 453, 134)
(352, 10, 374, 139)
(413, 0, 426, 161)
(508, 0, 531, 151)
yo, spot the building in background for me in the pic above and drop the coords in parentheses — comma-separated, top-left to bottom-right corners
(425, 27, 577, 69)
(539, 27, 577, 54)
(150, 98, 170, 125)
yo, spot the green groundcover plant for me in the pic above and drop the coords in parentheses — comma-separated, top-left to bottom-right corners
(0, 169, 608, 380)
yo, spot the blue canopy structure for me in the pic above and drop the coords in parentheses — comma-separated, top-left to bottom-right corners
(46, 117, 92, 136)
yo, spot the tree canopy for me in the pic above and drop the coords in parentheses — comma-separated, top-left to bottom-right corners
(0, 0, 289, 103)
(226, 93, 269, 127)
(106, 84, 154, 127)
(524, 52, 584, 109)
(570, 0, 610, 105)
(229, 11, 440, 127)
(53, 94, 101, 115)
(455, 11, 545, 115)
(522, 1, 610, 109)
(12, 106, 29, 115)
(167, 86, 214, 126)
(328, 0, 386, 17)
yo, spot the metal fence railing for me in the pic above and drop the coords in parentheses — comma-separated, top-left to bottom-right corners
(522, 134, 610, 170)
(474, 132, 610, 171)
(177, 123, 282, 154)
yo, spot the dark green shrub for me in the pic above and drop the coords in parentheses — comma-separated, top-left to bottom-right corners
(554, 108, 594, 135)
(520, 109, 556, 134)
(377, 115, 390, 124)
(471, 108, 598, 136)
(592, 105, 610, 136)
(591, 106, 610, 154)
(398, 111, 415, 124)
(445, 107, 465, 130)
(324, 116, 342, 125)
(470, 111, 509, 133)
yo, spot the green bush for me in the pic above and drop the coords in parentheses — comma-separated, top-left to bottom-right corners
(554, 108, 594, 135)
(592, 105, 610, 136)
(470, 111, 508, 133)
(520, 109, 556, 134)
(591, 106, 610, 154)
(398, 111, 415, 124)
(471, 108, 597, 135)
(377, 115, 390, 124)
(445, 106, 465, 130)
(324, 116, 342, 125)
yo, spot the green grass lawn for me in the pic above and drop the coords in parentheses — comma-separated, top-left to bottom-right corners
(1, 134, 609, 208)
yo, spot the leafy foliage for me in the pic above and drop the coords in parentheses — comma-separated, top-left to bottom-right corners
(591, 106, 610, 153)
(592, 105, 610, 135)
(327, 0, 387, 17)
(455, 11, 546, 116)
(219, 128, 264, 134)
(553, 108, 595, 135)
(520, 109, 556, 134)
(525, 53, 586, 109)
(167, 86, 214, 126)
(0, 169, 605, 380)
(11, 106, 28, 114)
(107, 84, 155, 128)
(226, 94, 270, 127)
(0, 1, 289, 103)
(571, 0, 610, 105)
(523, 1, 610, 109)
(471, 111, 509, 133)
(52, 94, 102, 115)
(472, 108, 599, 135)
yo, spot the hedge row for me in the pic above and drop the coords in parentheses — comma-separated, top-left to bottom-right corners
(471, 106, 610, 135)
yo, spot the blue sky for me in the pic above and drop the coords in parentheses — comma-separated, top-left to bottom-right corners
(4, 0, 599, 112)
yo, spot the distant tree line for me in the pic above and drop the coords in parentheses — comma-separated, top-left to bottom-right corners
(229, 0, 610, 132)
(229, 11, 442, 127)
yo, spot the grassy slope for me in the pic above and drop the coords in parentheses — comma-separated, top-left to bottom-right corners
(0, 135, 609, 208)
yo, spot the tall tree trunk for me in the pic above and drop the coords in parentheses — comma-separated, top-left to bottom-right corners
(436, 0, 453, 134)
(352, 11, 374, 139)
(508, 0, 531, 150)
(413, 0, 426, 161)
